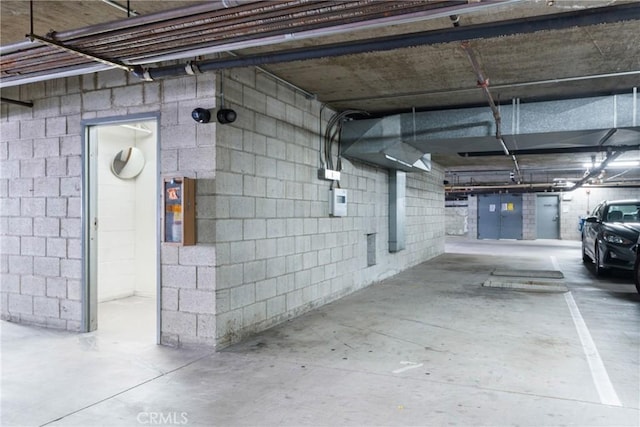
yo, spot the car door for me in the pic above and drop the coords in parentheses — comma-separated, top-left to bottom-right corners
(583, 203, 603, 260)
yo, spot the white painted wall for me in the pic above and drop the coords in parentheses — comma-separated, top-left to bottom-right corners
(97, 123, 157, 302)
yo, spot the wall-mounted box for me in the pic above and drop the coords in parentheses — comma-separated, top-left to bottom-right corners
(330, 188, 348, 217)
(163, 177, 195, 246)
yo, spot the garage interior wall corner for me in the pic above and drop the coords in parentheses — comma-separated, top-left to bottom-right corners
(0, 64, 446, 348)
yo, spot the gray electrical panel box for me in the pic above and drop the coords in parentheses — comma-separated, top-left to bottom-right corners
(330, 188, 348, 217)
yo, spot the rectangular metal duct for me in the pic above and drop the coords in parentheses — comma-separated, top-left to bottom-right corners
(340, 115, 432, 172)
(340, 92, 639, 171)
(389, 170, 406, 253)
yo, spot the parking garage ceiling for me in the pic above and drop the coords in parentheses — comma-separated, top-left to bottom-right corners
(1, 0, 639, 192)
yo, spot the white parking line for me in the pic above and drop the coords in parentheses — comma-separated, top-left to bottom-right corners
(564, 292, 622, 407)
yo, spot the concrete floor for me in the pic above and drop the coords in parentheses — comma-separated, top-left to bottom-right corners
(2, 238, 639, 426)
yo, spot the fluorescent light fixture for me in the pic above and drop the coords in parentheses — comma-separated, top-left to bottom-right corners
(582, 160, 639, 168)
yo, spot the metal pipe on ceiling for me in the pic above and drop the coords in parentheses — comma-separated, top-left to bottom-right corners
(131, 3, 640, 82)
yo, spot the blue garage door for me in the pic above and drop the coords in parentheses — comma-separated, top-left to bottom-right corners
(478, 194, 523, 240)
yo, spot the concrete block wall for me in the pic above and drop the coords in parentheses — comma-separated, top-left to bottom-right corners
(1, 80, 84, 331)
(522, 193, 536, 240)
(212, 68, 445, 347)
(1, 69, 218, 347)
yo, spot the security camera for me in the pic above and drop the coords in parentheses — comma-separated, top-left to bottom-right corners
(217, 108, 237, 124)
(191, 108, 212, 123)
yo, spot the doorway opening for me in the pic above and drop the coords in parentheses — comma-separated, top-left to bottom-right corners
(83, 117, 160, 344)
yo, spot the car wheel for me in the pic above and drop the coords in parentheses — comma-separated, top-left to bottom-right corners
(594, 244, 608, 277)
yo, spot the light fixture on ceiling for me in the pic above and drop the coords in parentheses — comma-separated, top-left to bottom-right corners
(582, 160, 639, 169)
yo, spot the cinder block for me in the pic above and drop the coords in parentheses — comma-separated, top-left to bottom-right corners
(243, 219, 266, 240)
(255, 278, 277, 301)
(9, 178, 34, 197)
(215, 308, 243, 340)
(67, 279, 81, 301)
(60, 177, 81, 197)
(9, 255, 33, 275)
(1, 122, 20, 143)
(255, 198, 276, 218)
(67, 238, 81, 259)
(230, 283, 255, 310)
(60, 299, 81, 320)
(83, 89, 112, 111)
(179, 289, 214, 314)
(266, 219, 285, 238)
(60, 94, 82, 115)
(244, 260, 266, 283)
(244, 131, 267, 157)
(216, 264, 243, 290)
(286, 289, 304, 311)
(34, 217, 60, 237)
(214, 172, 243, 196)
(21, 275, 46, 296)
(266, 256, 286, 279)
(276, 237, 295, 257)
(197, 266, 215, 290)
(162, 265, 197, 289)
(179, 245, 215, 266)
(276, 273, 294, 295)
(242, 301, 266, 327)
(161, 244, 179, 264)
(1, 236, 20, 255)
(9, 293, 32, 314)
(34, 256, 60, 276)
(0, 198, 20, 216)
(46, 277, 67, 298)
(243, 176, 266, 198)
(60, 135, 82, 156)
(276, 199, 293, 218)
(255, 238, 276, 261)
(178, 146, 215, 173)
(46, 117, 67, 136)
(229, 196, 255, 218)
(243, 86, 267, 114)
(162, 287, 179, 311)
(161, 309, 197, 336)
(21, 197, 45, 217)
(229, 240, 255, 263)
(46, 198, 67, 217)
(266, 295, 286, 319)
(20, 120, 46, 139)
(254, 114, 277, 138)
(113, 85, 143, 107)
(34, 296, 60, 318)
(32, 177, 60, 197)
(230, 150, 255, 175)
(1, 274, 20, 293)
(67, 197, 81, 218)
(60, 218, 81, 238)
(60, 258, 81, 279)
(163, 77, 197, 102)
(8, 140, 33, 159)
(197, 314, 216, 338)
